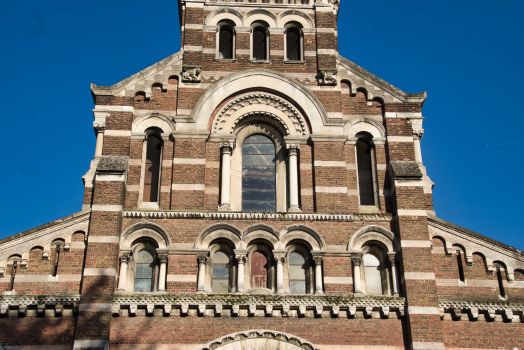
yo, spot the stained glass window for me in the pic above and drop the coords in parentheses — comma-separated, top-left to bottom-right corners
(242, 135, 276, 212)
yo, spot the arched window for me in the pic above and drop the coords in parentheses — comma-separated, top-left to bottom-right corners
(250, 251, 268, 289)
(134, 250, 155, 292)
(242, 134, 276, 212)
(289, 252, 306, 294)
(252, 25, 268, 61)
(51, 239, 65, 277)
(363, 253, 383, 295)
(143, 133, 162, 203)
(218, 23, 235, 59)
(356, 134, 377, 206)
(285, 25, 302, 61)
(493, 262, 506, 298)
(212, 251, 231, 293)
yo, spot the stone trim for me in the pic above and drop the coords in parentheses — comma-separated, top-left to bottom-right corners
(173, 158, 206, 165)
(404, 272, 435, 280)
(171, 184, 206, 191)
(84, 268, 116, 276)
(166, 274, 197, 282)
(387, 136, 413, 142)
(315, 186, 347, 194)
(397, 209, 427, 216)
(401, 240, 432, 248)
(91, 205, 123, 212)
(198, 330, 321, 350)
(111, 294, 406, 318)
(313, 161, 345, 167)
(88, 236, 120, 243)
(407, 306, 440, 315)
(79, 303, 112, 312)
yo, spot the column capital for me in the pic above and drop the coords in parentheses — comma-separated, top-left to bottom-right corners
(197, 253, 208, 264)
(413, 129, 424, 140)
(274, 254, 286, 264)
(93, 122, 105, 133)
(120, 253, 131, 263)
(351, 253, 363, 266)
(313, 256, 323, 265)
(286, 144, 299, 156)
(387, 252, 397, 266)
(235, 254, 247, 264)
(220, 142, 233, 155)
(158, 254, 169, 264)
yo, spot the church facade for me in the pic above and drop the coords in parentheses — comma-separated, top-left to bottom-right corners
(1, 0, 523, 349)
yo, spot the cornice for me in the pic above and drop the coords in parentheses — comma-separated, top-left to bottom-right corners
(122, 211, 393, 222)
(439, 299, 524, 322)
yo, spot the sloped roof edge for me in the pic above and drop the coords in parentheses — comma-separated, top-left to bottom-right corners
(428, 214, 523, 257)
(337, 54, 427, 104)
(91, 51, 183, 96)
(0, 209, 91, 246)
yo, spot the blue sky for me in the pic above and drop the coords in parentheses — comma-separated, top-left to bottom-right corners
(0, 0, 523, 250)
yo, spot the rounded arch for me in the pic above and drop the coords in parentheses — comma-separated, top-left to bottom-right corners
(205, 7, 244, 26)
(198, 330, 322, 350)
(191, 69, 329, 133)
(244, 9, 277, 27)
(121, 222, 172, 249)
(349, 225, 398, 252)
(132, 112, 176, 133)
(241, 224, 279, 247)
(194, 223, 242, 249)
(344, 117, 386, 139)
(340, 78, 357, 95)
(277, 10, 314, 28)
(280, 225, 326, 251)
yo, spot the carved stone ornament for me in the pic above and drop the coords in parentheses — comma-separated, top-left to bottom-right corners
(120, 253, 131, 264)
(197, 254, 208, 265)
(181, 65, 202, 83)
(351, 255, 362, 266)
(313, 256, 323, 265)
(235, 255, 247, 264)
(96, 155, 128, 173)
(328, 0, 340, 12)
(274, 254, 286, 264)
(212, 92, 308, 137)
(413, 129, 424, 140)
(197, 330, 323, 350)
(286, 144, 299, 157)
(158, 254, 169, 264)
(318, 69, 338, 86)
(93, 122, 105, 133)
(220, 142, 234, 155)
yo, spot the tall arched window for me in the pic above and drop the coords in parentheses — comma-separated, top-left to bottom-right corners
(252, 26, 268, 60)
(363, 253, 383, 295)
(218, 24, 234, 59)
(144, 134, 162, 203)
(356, 134, 376, 206)
(285, 25, 302, 61)
(212, 251, 230, 293)
(289, 252, 306, 294)
(134, 250, 155, 292)
(250, 251, 268, 289)
(242, 134, 276, 212)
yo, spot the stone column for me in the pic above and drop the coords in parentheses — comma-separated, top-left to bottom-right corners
(197, 254, 208, 292)
(94, 123, 105, 157)
(117, 253, 130, 291)
(219, 142, 233, 210)
(413, 129, 424, 164)
(158, 254, 168, 292)
(235, 254, 247, 293)
(351, 254, 363, 295)
(388, 253, 399, 297)
(274, 253, 286, 294)
(287, 144, 301, 212)
(313, 256, 324, 295)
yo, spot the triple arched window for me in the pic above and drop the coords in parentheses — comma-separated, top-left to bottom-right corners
(285, 23, 303, 61)
(251, 22, 269, 61)
(217, 22, 235, 60)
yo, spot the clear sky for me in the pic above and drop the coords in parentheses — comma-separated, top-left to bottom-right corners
(0, 0, 523, 250)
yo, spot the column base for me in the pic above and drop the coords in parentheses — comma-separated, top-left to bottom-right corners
(287, 206, 301, 213)
(276, 289, 286, 295)
(218, 204, 231, 211)
(315, 291, 324, 296)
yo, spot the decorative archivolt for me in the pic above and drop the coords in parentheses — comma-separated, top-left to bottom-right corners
(198, 330, 322, 350)
(195, 223, 326, 251)
(121, 222, 172, 249)
(244, 9, 278, 27)
(348, 225, 398, 252)
(277, 10, 314, 28)
(344, 117, 386, 139)
(212, 92, 308, 137)
(205, 7, 244, 26)
(132, 112, 176, 133)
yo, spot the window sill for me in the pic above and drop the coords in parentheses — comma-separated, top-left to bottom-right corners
(358, 205, 380, 213)
(283, 60, 306, 64)
(249, 59, 271, 64)
(214, 58, 237, 62)
(138, 202, 160, 210)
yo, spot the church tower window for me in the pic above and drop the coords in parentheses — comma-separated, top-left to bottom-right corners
(143, 133, 162, 203)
